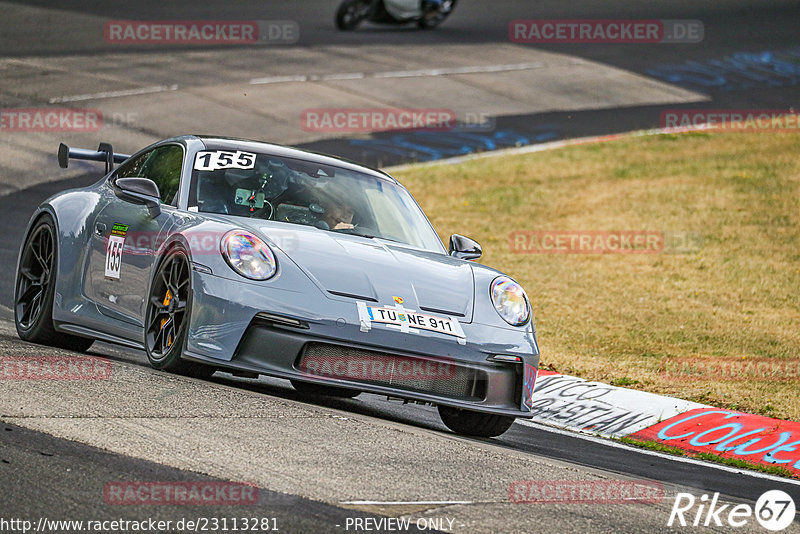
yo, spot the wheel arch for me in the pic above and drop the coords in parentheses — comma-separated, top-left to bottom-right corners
(17, 206, 59, 264)
(146, 234, 193, 300)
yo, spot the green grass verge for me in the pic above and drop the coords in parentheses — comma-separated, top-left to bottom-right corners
(395, 129, 800, 421)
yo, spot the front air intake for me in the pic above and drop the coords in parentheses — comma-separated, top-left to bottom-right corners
(297, 343, 485, 401)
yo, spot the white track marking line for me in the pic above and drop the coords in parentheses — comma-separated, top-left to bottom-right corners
(372, 62, 544, 79)
(49, 84, 178, 104)
(340, 500, 473, 505)
(248, 74, 309, 85)
(249, 62, 544, 85)
(515, 419, 800, 487)
(320, 72, 366, 81)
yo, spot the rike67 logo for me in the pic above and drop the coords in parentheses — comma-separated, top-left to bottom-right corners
(669, 490, 796, 531)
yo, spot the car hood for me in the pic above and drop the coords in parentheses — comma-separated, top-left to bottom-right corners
(253, 222, 475, 320)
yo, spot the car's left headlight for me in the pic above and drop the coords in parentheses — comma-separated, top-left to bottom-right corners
(490, 276, 530, 326)
(220, 230, 277, 280)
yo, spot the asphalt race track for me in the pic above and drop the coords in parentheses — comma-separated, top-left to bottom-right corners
(1, 1, 799, 532)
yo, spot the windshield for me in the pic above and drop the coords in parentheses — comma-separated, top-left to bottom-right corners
(189, 150, 444, 252)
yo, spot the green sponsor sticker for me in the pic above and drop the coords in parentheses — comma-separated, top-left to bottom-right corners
(111, 223, 129, 237)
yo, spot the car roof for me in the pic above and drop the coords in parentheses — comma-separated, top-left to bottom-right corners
(187, 135, 398, 184)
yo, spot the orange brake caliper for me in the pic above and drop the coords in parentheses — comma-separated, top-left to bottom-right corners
(161, 289, 173, 347)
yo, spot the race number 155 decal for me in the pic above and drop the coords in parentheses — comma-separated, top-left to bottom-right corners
(194, 150, 256, 171)
(105, 223, 128, 280)
(105, 236, 124, 279)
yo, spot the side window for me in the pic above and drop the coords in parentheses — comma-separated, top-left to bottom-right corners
(115, 145, 184, 206)
(115, 152, 149, 180)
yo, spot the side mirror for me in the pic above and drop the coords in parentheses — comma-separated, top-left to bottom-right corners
(449, 234, 482, 260)
(115, 177, 161, 218)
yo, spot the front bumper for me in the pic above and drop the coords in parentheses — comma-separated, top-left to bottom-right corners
(185, 270, 539, 417)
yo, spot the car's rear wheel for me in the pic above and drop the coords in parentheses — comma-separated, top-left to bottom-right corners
(290, 380, 361, 398)
(438, 405, 515, 437)
(15, 216, 94, 352)
(145, 245, 215, 379)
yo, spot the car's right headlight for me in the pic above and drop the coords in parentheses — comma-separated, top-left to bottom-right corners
(220, 230, 277, 280)
(490, 276, 530, 326)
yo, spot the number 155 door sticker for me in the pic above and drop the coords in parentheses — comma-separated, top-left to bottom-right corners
(105, 223, 128, 279)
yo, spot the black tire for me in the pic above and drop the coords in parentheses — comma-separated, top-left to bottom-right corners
(417, 0, 456, 29)
(291, 379, 361, 398)
(438, 405, 515, 437)
(145, 245, 215, 379)
(336, 0, 366, 30)
(14, 216, 94, 352)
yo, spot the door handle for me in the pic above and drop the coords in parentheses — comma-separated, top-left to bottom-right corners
(95, 222, 107, 235)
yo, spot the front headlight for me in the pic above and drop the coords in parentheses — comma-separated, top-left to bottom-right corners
(490, 276, 530, 326)
(220, 230, 277, 280)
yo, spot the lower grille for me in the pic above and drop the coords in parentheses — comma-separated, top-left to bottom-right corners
(298, 343, 485, 401)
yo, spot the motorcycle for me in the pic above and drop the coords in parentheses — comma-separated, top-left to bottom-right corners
(336, 0, 457, 31)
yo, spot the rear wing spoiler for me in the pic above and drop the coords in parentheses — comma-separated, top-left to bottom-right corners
(58, 142, 131, 174)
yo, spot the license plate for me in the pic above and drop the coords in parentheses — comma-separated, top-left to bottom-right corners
(357, 302, 466, 344)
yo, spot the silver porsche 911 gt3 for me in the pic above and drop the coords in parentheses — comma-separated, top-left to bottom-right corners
(15, 136, 539, 437)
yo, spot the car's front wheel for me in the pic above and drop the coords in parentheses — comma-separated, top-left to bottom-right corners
(15, 215, 94, 352)
(438, 405, 515, 437)
(145, 245, 215, 379)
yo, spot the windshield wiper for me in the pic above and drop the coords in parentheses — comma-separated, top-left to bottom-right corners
(362, 234, 404, 244)
(336, 228, 402, 244)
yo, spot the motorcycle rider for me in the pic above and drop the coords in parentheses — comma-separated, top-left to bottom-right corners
(337, 0, 455, 31)
(369, 0, 445, 18)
